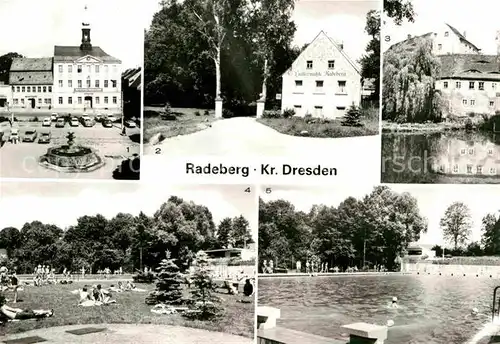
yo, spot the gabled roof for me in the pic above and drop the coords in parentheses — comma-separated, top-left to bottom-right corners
(445, 23, 480, 52)
(439, 54, 500, 80)
(9, 71, 53, 85)
(283, 30, 361, 76)
(387, 33, 433, 52)
(122, 67, 141, 89)
(53, 46, 121, 63)
(10, 58, 53, 71)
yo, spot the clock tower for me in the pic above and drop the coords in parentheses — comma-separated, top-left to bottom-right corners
(80, 5, 92, 51)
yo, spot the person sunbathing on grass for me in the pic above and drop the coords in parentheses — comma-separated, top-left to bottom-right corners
(95, 285, 116, 304)
(0, 294, 53, 322)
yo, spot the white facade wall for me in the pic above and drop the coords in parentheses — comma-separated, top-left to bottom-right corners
(52, 56, 122, 114)
(431, 24, 479, 55)
(11, 85, 53, 110)
(281, 32, 361, 119)
(0, 85, 13, 108)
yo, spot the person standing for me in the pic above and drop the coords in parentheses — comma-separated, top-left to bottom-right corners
(296, 260, 301, 273)
(306, 261, 310, 274)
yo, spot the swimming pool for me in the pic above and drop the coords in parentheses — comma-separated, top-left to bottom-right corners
(258, 274, 500, 344)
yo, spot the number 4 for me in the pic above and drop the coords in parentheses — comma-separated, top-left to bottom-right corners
(244, 187, 251, 193)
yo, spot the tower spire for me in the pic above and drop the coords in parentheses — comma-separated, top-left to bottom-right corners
(80, 4, 92, 51)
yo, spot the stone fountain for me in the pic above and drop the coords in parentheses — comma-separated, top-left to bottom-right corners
(39, 131, 105, 172)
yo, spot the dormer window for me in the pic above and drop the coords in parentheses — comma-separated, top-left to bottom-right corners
(77, 65, 82, 73)
(438, 44, 442, 50)
(306, 60, 313, 69)
(444, 31, 449, 37)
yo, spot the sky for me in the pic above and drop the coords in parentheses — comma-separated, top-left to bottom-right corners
(0, 182, 258, 241)
(383, 0, 500, 54)
(0, 0, 143, 68)
(261, 185, 500, 247)
(140, 0, 378, 63)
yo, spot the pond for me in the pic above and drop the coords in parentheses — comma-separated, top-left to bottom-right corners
(258, 275, 500, 344)
(381, 131, 500, 183)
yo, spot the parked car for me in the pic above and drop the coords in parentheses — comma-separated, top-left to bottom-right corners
(106, 115, 118, 122)
(82, 118, 94, 127)
(70, 117, 79, 127)
(50, 113, 58, 121)
(95, 114, 106, 122)
(42, 117, 51, 127)
(9, 128, 19, 142)
(38, 131, 51, 144)
(23, 129, 37, 142)
(124, 120, 136, 128)
(55, 118, 65, 128)
(102, 119, 113, 128)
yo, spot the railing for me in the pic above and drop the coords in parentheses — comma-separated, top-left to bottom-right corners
(492, 286, 500, 322)
(257, 306, 388, 344)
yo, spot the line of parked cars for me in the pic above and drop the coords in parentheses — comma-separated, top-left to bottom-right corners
(41, 112, 136, 128)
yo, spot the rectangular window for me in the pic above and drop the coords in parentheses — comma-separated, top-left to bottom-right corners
(104, 65, 108, 73)
(104, 80, 109, 88)
(48, 86, 52, 92)
(462, 99, 467, 105)
(27, 86, 31, 92)
(479, 82, 485, 90)
(445, 31, 449, 37)
(316, 80, 324, 88)
(337, 81, 347, 93)
(293, 105, 301, 109)
(78, 80, 82, 88)
(68, 80, 72, 88)
(37, 86, 41, 92)
(95, 96, 100, 104)
(490, 167, 497, 175)
(477, 165, 483, 174)
(58, 65, 63, 73)
(16, 86, 20, 92)
(328, 60, 335, 69)
(469, 81, 475, 89)
(488, 148, 494, 155)
(95, 80, 100, 88)
(111, 80, 117, 88)
(95, 65, 100, 73)
(306, 60, 313, 69)
(21, 86, 25, 92)
(113, 96, 117, 104)
(493, 83, 497, 90)
(86, 79, 91, 88)
(77, 65, 82, 73)
(104, 96, 108, 104)
(38, 98, 42, 104)
(43, 86, 46, 92)
(58, 80, 63, 87)
(452, 165, 459, 173)
(20, 99, 24, 105)
(68, 97, 72, 105)
(87, 65, 91, 73)
(468, 148, 474, 155)
(456, 81, 461, 89)
(466, 165, 473, 174)
(47, 98, 51, 105)
(78, 97, 82, 104)
(295, 80, 302, 87)
(58, 97, 63, 104)
(490, 101, 495, 107)
(68, 65, 73, 73)
(443, 81, 448, 89)
(438, 44, 442, 50)
(13, 99, 18, 105)
(471, 99, 476, 106)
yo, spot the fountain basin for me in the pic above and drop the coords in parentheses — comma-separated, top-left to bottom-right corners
(39, 145, 105, 172)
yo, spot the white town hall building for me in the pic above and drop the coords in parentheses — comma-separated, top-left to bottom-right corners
(281, 31, 362, 119)
(7, 6, 122, 115)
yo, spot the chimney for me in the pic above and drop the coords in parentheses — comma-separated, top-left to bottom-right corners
(339, 41, 343, 50)
(463, 31, 466, 38)
(407, 34, 412, 39)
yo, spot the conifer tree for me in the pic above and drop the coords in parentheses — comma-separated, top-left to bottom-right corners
(147, 250, 184, 305)
(342, 103, 363, 127)
(186, 250, 223, 319)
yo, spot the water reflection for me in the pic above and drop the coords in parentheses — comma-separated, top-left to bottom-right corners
(381, 131, 500, 183)
(258, 275, 499, 344)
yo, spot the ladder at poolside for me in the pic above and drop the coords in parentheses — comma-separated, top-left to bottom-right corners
(492, 286, 500, 322)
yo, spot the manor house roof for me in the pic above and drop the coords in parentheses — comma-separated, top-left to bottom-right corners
(438, 54, 500, 80)
(10, 57, 53, 71)
(53, 46, 121, 63)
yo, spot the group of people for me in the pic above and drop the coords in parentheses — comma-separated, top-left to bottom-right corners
(0, 267, 19, 303)
(77, 284, 117, 307)
(33, 265, 57, 286)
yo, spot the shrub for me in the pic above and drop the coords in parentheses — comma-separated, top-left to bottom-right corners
(133, 270, 156, 284)
(283, 108, 296, 119)
(262, 110, 282, 119)
(164, 102, 172, 115)
(204, 110, 210, 116)
(222, 108, 234, 118)
(465, 118, 474, 130)
(32, 116, 39, 122)
(194, 111, 201, 116)
(342, 104, 363, 127)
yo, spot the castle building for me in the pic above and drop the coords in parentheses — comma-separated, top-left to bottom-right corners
(7, 5, 122, 115)
(281, 31, 362, 119)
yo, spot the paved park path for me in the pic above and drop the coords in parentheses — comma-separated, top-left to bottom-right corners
(144, 117, 377, 157)
(0, 324, 253, 344)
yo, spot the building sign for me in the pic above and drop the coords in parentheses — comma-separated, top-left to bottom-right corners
(74, 88, 103, 93)
(275, 93, 282, 100)
(289, 71, 348, 77)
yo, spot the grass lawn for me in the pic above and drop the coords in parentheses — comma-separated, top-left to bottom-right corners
(258, 108, 379, 138)
(143, 107, 217, 143)
(0, 281, 254, 338)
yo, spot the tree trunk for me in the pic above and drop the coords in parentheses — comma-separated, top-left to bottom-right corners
(215, 46, 221, 99)
(261, 58, 268, 101)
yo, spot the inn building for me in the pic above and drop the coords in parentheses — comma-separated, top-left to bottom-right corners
(281, 31, 362, 119)
(6, 5, 122, 115)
